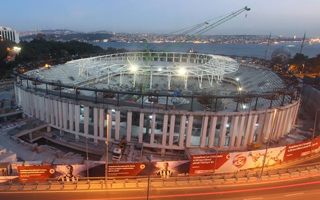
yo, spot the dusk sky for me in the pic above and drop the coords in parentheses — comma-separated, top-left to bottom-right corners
(1, 0, 320, 36)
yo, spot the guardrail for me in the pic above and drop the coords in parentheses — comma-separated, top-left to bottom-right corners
(1, 162, 319, 192)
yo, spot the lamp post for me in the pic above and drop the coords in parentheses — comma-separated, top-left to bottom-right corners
(105, 113, 110, 188)
(146, 155, 152, 200)
(259, 109, 278, 179)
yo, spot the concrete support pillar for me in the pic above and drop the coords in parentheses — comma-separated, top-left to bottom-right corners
(162, 114, 169, 148)
(280, 108, 290, 137)
(200, 116, 209, 148)
(138, 113, 144, 143)
(247, 114, 258, 145)
(99, 108, 105, 138)
(243, 114, 253, 146)
(84, 106, 89, 136)
(270, 109, 279, 140)
(93, 108, 99, 143)
(40, 97, 45, 121)
(229, 116, 239, 148)
(107, 110, 112, 141)
(54, 100, 59, 126)
(50, 100, 54, 125)
(186, 115, 194, 147)
(236, 115, 246, 148)
(68, 104, 74, 132)
(115, 111, 120, 140)
(62, 102, 68, 130)
(45, 98, 50, 124)
(179, 115, 186, 147)
(208, 116, 217, 148)
(150, 113, 156, 145)
(74, 105, 80, 140)
(58, 101, 63, 129)
(126, 112, 132, 142)
(219, 116, 228, 148)
(285, 106, 294, 134)
(168, 115, 175, 147)
(255, 113, 265, 143)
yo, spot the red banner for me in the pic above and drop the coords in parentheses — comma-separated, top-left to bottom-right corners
(189, 153, 229, 175)
(17, 165, 55, 182)
(284, 140, 313, 161)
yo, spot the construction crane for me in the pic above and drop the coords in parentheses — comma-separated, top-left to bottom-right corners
(171, 6, 251, 36)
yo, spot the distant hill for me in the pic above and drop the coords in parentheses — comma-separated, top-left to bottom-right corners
(20, 29, 113, 42)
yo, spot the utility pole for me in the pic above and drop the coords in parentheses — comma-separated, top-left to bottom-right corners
(105, 113, 109, 188)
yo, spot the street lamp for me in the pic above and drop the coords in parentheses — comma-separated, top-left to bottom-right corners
(105, 113, 110, 188)
(146, 155, 152, 200)
(259, 109, 278, 179)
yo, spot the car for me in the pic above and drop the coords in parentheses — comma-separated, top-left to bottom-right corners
(112, 147, 122, 161)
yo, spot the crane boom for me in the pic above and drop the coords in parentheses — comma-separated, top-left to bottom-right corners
(173, 6, 250, 36)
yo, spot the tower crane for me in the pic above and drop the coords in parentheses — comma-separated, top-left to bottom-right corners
(171, 6, 251, 36)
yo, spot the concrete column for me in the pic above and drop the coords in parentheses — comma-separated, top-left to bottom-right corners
(219, 116, 228, 148)
(280, 108, 290, 137)
(236, 115, 246, 148)
(40, 97, 45, 121)
(255, 113, 266, 143)
(179, 115, 186, 147)
(291, 103, 299, 128)
(93, 108, 99, 143)
(247, 114, 258, 145)
(277, 110, 286, 139)
(68, 104, 74, 131)
(138, 113, 144, 143)
(200, 116, 209, 148)
(45, 98, 50, 123)
(285, 106, 294, 134)
(115, 111, 120, 140)
(54, 100, 59, 126)
(62, 102, 68, 130)
(34, 96, 39, 118)
(273, 110, 283, 140)
(186, 115, 194, 147)
(208, 116, 217, 148)
(107, 110, 112, 141)
(270, 109, 279, 140)
(162, 114, 169, 148)
(74, 105, 80, 140)
(243, 114, 253, 146)
(150, 113, 156, 145)
(229, 116, 239, 148)
(50, 100, 54, 125)
(168, 115, 176, 147)
(99, 108, 105, 138)
(126, 112, 132, 142)
(58, 101, 63, 129)
(84, 106, 89, 136)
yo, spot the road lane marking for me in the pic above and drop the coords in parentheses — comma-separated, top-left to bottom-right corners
(284, 192, 304, 197)
(243, 197, 264, 200)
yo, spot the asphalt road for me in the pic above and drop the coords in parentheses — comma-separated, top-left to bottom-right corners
(0, 176, 319, 200)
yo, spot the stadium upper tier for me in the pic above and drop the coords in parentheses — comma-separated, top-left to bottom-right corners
(25, 52, 284, 95)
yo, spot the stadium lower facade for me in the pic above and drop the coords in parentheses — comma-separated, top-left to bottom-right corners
(14, 52, 300, 153)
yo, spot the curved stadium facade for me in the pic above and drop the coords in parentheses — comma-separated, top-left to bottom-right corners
(14, 52, 300, 154)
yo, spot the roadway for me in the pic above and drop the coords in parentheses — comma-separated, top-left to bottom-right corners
(0, 176, 319, 200)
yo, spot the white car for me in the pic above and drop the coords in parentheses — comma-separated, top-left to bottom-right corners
(112, 147, 122, 161)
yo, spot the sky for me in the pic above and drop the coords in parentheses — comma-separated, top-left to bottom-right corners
(1, 0, 320, 36)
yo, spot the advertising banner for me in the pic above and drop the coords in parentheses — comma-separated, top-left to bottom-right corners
(216, 146, 286, 173)
(107, 160, 189, 178)
(17, 165, 55, 182)
(189, 153, 229, 175)
(284, 140, 313, 161)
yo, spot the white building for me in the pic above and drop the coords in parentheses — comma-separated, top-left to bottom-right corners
(0, 26, 20, 43)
